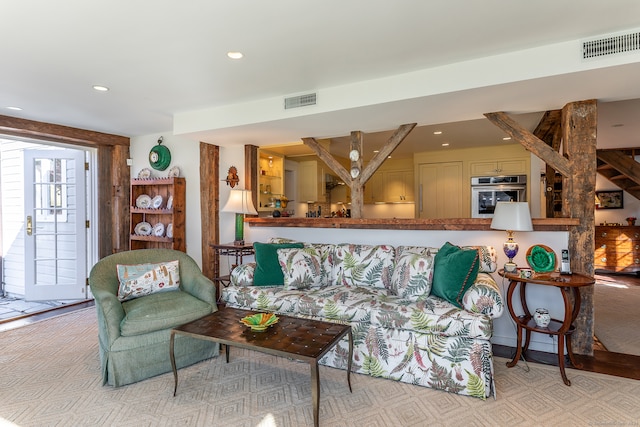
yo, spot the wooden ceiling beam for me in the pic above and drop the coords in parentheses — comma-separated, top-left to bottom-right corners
(485, 111, 571, 177)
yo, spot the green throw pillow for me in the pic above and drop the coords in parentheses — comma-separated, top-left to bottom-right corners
(431, 242, 480, 308)
(253, 242, 304, 286)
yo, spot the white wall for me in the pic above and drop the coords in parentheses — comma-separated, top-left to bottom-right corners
(246, 225, 570, 354)
(595, 173, 640, 224)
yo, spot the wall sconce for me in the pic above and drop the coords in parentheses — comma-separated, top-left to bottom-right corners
(223, 166, 239, 188)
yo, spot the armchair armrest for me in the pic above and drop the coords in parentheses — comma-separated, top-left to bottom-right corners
(462, 273, 504, 318)
(92, 288, 125, 346)
(181, 274, 217, 306)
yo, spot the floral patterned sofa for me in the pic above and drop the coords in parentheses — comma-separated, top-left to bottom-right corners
(222, 238, 504, 399)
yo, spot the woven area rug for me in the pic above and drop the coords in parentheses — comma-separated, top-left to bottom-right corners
(1, 308, 640, 427)
(594, 276, 640, 356)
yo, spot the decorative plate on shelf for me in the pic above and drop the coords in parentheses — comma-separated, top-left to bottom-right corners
(135, 194, 152, 209)
(134, 222, 152, 236)
(151, 195, 163, 209)
(166, 195, 173, 210)
(166, 223, 173, 238)
(152, 223, 165, 237)
(526, 244, 557, 273)
(138, 168, 152, 179)
(168, 166, 180, 178)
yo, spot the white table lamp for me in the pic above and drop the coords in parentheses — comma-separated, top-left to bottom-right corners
(490, 201, 533, 273)
(222, 189, 258, 245)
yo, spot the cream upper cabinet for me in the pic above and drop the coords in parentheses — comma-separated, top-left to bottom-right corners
(364, 172, 384, 203)
(417, 162, 463, 218)
(298, 160, 325, 202)
(385, 170, 414, 202)
(470, 159, 527, 176)
(364, 170, 415, 203)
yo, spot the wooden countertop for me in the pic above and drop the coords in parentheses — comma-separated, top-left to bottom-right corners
(245, 217, 579, 231)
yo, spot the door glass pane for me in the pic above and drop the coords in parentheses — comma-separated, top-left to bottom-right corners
(35, 259, 57, 285)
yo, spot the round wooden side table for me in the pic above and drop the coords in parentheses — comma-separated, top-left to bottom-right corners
(498, 269, 594, 386)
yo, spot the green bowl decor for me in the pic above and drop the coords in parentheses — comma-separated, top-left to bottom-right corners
(240, 312, 279, 332)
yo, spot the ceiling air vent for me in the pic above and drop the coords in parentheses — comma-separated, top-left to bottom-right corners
(582, 31, 640, 59)
(284, 93, 317, 109)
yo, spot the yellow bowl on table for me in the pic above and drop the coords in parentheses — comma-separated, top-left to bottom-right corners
(240, 312, 279, 332)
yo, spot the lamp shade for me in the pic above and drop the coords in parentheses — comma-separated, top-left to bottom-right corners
(490, 202, 533, 232)
(221, 189, 258, 215)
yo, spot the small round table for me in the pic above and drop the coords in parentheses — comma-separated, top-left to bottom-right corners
(498, 269, 594, 386)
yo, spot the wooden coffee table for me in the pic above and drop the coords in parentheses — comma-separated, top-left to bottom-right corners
(170, 306, 353, 427)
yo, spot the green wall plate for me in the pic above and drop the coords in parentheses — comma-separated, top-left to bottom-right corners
(149, 137, 171, 171)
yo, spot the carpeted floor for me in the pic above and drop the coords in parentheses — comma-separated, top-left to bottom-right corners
(594, 274, 640, 356)
(1, 308, 640, 427)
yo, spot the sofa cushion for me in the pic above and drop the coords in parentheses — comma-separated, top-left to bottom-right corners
(391, 250, 434, 300)
(396, 245, 496, 273)
(332, 244, 394, 291)
(222, 285, 304, 314)
(297, 284, 389, 322)
(253, 242, 304, 286)
(369, 297, 493, 339)
(464, 245, 497, 273)
(278, 247, 325, 290)
(116, 260, 180, 302)
(120, 290, 212, 336)
(431, 242, 479, 308)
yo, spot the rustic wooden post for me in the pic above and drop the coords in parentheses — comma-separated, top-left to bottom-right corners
(486, 100, 597, 355)
(200, 142, 219, 280)
(562, 100, 597, 355)
(245, 145, 258, 210)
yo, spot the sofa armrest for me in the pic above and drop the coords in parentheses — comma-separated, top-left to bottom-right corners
(462, 273, 504, 318)
(230, 262, 256, 286)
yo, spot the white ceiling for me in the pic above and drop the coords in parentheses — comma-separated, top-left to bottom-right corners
(2, 1, 640, 152)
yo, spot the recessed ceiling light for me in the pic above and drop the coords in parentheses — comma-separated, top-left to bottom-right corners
(227, 51, 244, 59)
(433, 131, 443, 135)
(373, 150, 380, 153)
(388, 156, 392, 159)
(6, 106, 22, 111)
(92, 85, 109, 92)
(503, 137, 511, 141)
(442, 143, 450, 147)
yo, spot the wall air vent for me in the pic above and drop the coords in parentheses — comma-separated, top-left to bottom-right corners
(284, 93, 317, 109)
(582, 31, 640, 59)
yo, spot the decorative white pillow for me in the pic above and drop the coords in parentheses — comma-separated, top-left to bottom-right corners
(116, 260, 180, 301)
(391, 250, 434, 300)
(277, 248, 325, 290)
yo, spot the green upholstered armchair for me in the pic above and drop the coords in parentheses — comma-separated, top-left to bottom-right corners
(89, 249, 219, 387)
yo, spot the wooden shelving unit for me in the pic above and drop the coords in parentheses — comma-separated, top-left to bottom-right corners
(129, 177, 185, 251)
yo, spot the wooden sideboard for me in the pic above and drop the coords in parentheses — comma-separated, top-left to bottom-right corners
(595, 225, 640, 273)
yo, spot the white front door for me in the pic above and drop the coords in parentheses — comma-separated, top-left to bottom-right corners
(24, 150, 87, 301)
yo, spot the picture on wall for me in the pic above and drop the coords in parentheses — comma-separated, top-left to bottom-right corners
(595, 190, 624, 209)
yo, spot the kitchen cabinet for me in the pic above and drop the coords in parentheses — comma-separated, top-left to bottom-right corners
(298, 160, 326, 202)
(417, 162, 463, 218)
(470, 158, 527, 176)
(364, 169, 413, 203)
(258, 151, 284, 211)
(595, 225, 640, 273)
(130, 177, 185, 251)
